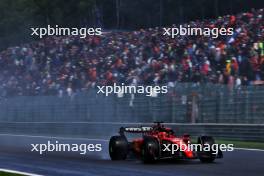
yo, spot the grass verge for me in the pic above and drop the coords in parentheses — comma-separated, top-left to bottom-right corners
(0, 171, 25, 176)
(191, 138, 264, 150)
(215, 139, 264, 150)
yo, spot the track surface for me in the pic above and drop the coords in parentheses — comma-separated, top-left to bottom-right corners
(0, 140, 263, 176)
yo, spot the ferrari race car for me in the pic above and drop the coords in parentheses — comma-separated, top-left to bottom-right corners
(109, 122, 223, 163)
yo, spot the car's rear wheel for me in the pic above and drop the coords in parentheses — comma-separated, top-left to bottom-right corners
(141, 137, 159, 163)
(109, 135, 128, 160)
(197, 136, 216, 163)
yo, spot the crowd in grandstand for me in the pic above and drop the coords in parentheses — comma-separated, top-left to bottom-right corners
(0, 9, 263, 97)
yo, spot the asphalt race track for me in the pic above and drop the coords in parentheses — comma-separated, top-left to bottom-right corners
(0, 139, 263, 176)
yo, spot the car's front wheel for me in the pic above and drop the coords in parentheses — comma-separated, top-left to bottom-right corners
(141, 137, 159, 163)
(197, 136, 216, 163)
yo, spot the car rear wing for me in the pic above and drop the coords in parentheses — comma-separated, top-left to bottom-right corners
(119, 126, 153, 135)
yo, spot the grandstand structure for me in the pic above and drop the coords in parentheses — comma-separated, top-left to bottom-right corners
(0, 9, 263, 98)
(0, 9, 263, 124)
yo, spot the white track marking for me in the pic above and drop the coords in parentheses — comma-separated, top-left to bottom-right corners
(0, 168, 43, 176)
(234, 148, 264, 152)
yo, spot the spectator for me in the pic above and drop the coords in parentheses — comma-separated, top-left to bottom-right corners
(0, 9, 263, 97)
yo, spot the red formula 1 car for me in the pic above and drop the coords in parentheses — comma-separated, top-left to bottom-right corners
(109, 122, 223, 163)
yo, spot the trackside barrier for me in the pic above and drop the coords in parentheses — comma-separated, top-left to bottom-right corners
(0, 84, 263, 124)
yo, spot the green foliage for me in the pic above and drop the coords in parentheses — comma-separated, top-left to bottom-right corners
(0, 0, 96, 50)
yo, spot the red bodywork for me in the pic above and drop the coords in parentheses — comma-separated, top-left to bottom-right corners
(120, 124, 196, 159)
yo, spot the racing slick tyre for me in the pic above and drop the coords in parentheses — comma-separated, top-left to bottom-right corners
(141, 137, 160, 164)
(197, 136, 216, 163)
(109, 135, 128, 160)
